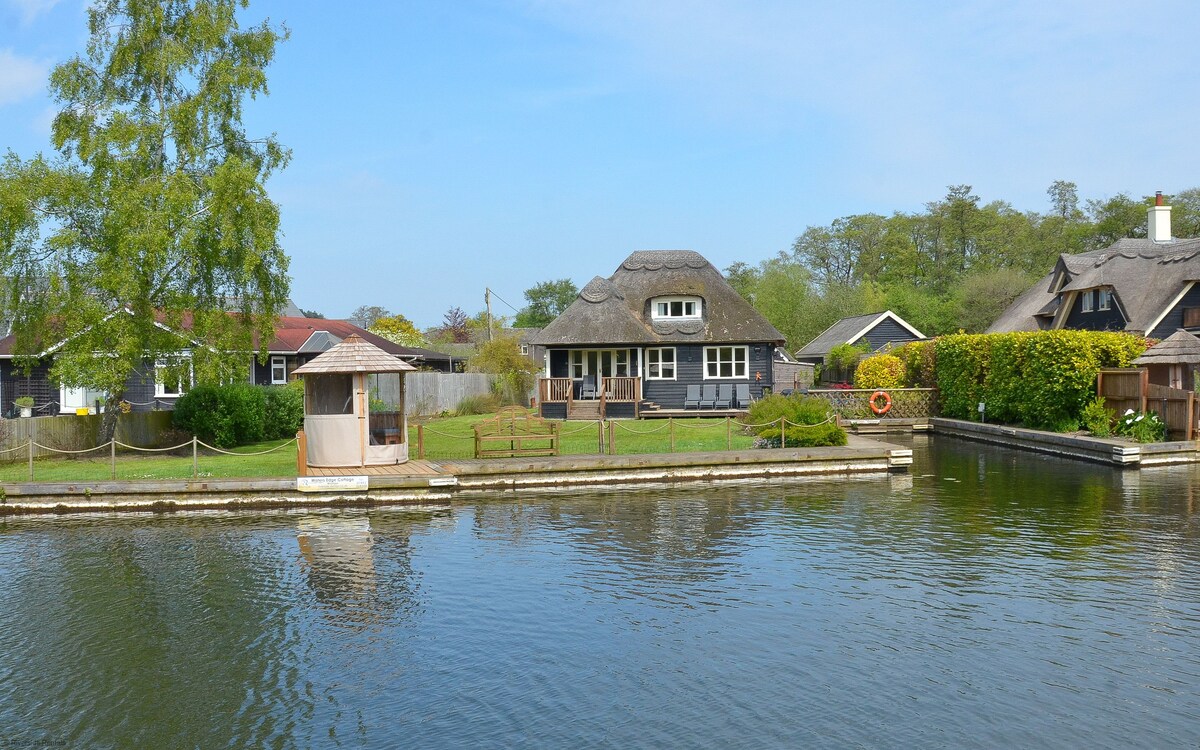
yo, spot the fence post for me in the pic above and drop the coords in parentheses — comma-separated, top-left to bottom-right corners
(598, 420, 604, 454)
(669, 418, 675, 453)
(417, 424, 425, 460)
(726, 416, 731, 450)
(192, 436, 198, 479)
(110, 440, 116, 480)
(779, 417, 785, 448)
(607, 420, 615, 455)
(27, 436, 33, 482)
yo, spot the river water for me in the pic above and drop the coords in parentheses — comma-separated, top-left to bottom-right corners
(1, 436, 1198, 749)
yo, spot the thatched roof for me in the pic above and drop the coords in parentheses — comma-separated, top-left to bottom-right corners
(988, 237, 1200, 335)
(1133, 329, 1200, 365)
(531, 250, 785, 346)
(292, 334, 417, 374)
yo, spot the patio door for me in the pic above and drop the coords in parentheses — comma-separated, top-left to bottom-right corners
(572, 349, 631, 378)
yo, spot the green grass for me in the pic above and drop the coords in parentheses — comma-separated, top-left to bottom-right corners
(412, 413, 756, 459)
(0, 438, 300, 483)
(0, 413, 760, 483)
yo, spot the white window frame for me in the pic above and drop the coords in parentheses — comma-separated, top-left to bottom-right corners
(155, 355, 194, 397)
(270, 355, 287, 385)
(519, 343, 529, 356)
(568, 349, 631, 378)
(650, 296, 703, 320)
(1098, 289, 1111, 311)
(1081, 290, 1093, 313)
(645, 347, 676, 380)
(704, 346, 749, 379)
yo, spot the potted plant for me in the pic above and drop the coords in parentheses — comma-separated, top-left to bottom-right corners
(14, 396, 33, 418)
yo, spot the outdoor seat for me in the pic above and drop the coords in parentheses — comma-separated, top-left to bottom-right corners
(734, 383, 752, 409)
(580, 375, 598, 400)
(699, 383, 718, 409)
(715, 383, 733, 409)
(683, 384, 702, 409)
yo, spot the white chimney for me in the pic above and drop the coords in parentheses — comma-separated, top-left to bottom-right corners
(1148, 190, 1172, 243)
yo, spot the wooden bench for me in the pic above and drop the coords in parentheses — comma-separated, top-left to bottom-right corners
(473, 406, 561, 458)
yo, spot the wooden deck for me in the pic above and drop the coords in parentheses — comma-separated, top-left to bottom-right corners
(303, 460, 447, 477)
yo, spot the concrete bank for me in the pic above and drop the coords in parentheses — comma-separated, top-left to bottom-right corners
(932, 418, 1200, 467)
(0, 436, 912, 516)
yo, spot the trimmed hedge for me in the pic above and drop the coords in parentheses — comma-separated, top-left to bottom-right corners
(934, 331, 1147, 430)
(174, 382, 304, 448)
(743, 394, 847, 447)
(853, 354, 905, 389)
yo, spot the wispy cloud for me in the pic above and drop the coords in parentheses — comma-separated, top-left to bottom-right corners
(0, 49, 48, 106)
(7, 0, 61, 25)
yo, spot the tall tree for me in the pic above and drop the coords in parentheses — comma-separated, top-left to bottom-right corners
(0, 0, 289, 439)
(513, 279, 578, 328)
(440, 306, 470, 343)
(348, 305, 390, 329)
(369, 314, 427, 348)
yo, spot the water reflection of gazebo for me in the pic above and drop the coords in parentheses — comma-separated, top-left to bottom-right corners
(293, 334, 416, 471)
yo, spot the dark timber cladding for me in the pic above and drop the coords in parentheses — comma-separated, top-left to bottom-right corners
(1064, 290, 1126, 332)
(1150, 283, 1200, 339)
(531, 250, 785, 413)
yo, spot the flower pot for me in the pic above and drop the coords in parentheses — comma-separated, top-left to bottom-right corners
(19, 407, 31, 418)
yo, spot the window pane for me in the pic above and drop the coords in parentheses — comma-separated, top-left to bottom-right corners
(307, 374, 353, 415)
(662, 349, 674, 363)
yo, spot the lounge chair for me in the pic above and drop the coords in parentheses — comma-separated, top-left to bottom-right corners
(580, 374, 598, 400)
(699, 383, 718, 409)
(715, 383, 733, 409)
(683, 384, 702, 409)
(734, 383, 752, 409)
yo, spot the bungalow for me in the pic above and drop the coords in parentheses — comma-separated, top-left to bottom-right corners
(989, 193, 1200, 339)
(530, 250, 786, 419)
(795, 310, 926, 372)
(0, 314, 450, 417)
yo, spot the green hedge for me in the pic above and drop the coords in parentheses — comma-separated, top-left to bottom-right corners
(174, 381, 304, 448)
(934, 331, 1147, 430)
(743, 394, 847, 447)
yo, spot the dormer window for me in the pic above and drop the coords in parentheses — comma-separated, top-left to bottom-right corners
(652, 296, 702, 320)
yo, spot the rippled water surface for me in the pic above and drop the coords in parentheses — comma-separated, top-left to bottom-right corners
(2, 436, 1199, 748)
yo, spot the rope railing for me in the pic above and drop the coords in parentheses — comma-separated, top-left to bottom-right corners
(196, 438, 299, 456)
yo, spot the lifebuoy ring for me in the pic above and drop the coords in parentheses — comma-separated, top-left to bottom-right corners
(869, 390, 892, 416)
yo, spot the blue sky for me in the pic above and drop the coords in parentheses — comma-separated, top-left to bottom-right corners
(3, 1, 1200, 328)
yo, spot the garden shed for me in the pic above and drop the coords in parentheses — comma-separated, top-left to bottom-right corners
(1132, 329, 1200, 391)
(292, 334, 415, 469)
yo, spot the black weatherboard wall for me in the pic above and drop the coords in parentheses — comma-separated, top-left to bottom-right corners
(852, 317, 920, 351)
(1064, 290, 1127, 332)
(641, 343, 774, 409)
(1150, 284, 1200, 339)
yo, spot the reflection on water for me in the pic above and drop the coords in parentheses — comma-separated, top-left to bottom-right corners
(0, 439, 1198, 748)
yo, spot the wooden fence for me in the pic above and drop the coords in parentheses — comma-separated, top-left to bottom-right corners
(406, 372, 497, 416)
(0, 411, 175, 459)
(1098, 368, 1196, 440)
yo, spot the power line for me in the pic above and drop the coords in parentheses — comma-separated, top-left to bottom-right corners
(488, 289, 522, 314)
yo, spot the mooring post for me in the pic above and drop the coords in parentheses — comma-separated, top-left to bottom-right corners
(192, 436, 198, 479)
(417, 424, 425, 460)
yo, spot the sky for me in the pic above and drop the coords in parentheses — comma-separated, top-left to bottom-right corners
(3, 1, 1200, 328)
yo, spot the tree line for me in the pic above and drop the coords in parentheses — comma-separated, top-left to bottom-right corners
(724, 183, 1200, 350)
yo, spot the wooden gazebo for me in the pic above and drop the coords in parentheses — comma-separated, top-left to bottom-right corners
(1133, 329, 1200, 391)
(293, 334, 416, 471)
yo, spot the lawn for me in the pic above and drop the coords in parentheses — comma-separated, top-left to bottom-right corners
(0, 414, 759, 483)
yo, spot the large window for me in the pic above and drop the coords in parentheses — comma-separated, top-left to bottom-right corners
(646, 348, 676, 379)
(155, 356, 193, 397)
(651, 296, 702, 320)
(569, 349, 631, 377)
(270, 355, 287, 384)
(704, 346, 748, 379)
(1098, 289, 1111, 311)
(1081, 290, 1093, 313)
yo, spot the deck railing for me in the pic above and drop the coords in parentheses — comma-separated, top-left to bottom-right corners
(539, 377, 575, 403)
(602, 376, 641, 402)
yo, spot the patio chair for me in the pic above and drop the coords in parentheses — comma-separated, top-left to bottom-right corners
(683, 384, 702, 409)
(734, 383, 752, 409)
(715, 383, 733, 409)
(580, 374, 598, 400)
(699, 383, 718, 409)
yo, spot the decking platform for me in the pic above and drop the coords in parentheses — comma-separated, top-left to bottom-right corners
(638, 409, 747, 419)
(303, 460, 447, 477)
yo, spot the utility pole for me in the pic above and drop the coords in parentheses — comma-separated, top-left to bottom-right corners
(485, 288, 493, 341)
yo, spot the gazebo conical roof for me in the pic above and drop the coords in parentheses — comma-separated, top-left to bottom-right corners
(292, 334, 417, 374)
(1133, 329, 1200, 365)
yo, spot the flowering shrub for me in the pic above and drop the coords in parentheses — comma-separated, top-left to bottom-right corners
(853, 354, 905, 389)
(1116, 409, 1166, 443)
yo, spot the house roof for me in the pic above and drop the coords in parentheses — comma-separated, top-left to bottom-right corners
(988, 237, 1200, 334)
(795, 311, 926, 358)
(292, 334, 417, 374)
(1133, 329, 1200, 365)
(530, 250, 784, 346)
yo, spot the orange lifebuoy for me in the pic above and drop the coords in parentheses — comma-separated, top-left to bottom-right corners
(869, 390, 892, 415)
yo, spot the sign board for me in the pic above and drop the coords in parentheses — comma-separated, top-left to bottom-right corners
(297, 476, 369, 493)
